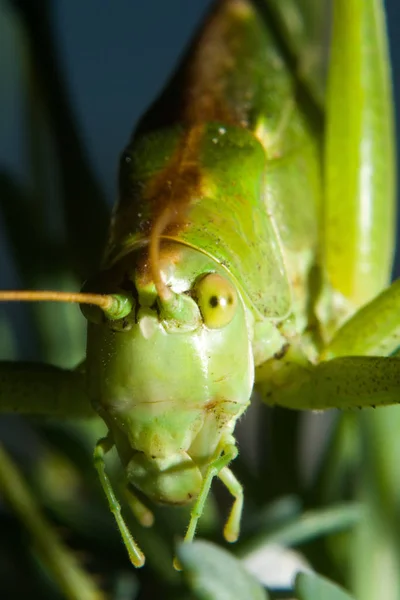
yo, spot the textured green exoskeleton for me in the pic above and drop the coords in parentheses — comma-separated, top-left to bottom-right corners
(0, 0, 398, 569)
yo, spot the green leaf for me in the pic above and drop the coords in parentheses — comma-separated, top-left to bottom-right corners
(177, 540, 269, 600)
(238, 503, 363, 556)
(264, 503, 362, 547)
(295, 571, 355, 600)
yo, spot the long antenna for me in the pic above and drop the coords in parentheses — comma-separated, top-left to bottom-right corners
(0, 290, 112, 310)
(0, 290, 133, 320)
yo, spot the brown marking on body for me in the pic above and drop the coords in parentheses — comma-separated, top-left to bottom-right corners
(135, 242, 183, 289)
(204, 398, 219, 413)
(142, 0, 255, 286)
(143, 124, 206, 298)
(203, 397, 243, 436)
(160, 494, 195, 507)
(213, 374, 229, 384)
(274, 343, 290, 360)
(183, 0, 253, 127)
(113, 1, 255, 292)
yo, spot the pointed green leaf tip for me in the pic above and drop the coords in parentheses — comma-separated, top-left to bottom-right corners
(177, 540, 269, 600)
(295, 571, 356, 600)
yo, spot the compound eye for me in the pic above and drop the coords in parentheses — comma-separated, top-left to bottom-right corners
(194, 273, 238, 329)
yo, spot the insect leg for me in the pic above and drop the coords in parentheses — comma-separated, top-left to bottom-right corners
(184, 439, 238, 546)
(323, 0, 394, 307)
(94, 435, 145, 567)
(123, 486, 154, 528)
(258, 276, 400, 410)
(321, 278, 400, 360)
(0, 362, 92, 418)
(258, 356, 400, 411)
(218, 466, 243, 543)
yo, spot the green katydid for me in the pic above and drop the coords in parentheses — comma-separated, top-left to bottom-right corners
(0, 0, 398, 571)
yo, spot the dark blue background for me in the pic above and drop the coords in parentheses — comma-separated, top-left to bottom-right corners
(0, 1, 212, 204)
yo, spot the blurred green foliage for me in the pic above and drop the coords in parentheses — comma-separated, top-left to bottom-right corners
(0, 2, 399, 599)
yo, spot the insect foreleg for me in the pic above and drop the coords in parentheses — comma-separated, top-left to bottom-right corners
(257, 276, 400, 412)
(321, 278, 400, 360)
(0, 362, 92, 418)
(94, 435, 145, 568)
(258, 356, 400, 411)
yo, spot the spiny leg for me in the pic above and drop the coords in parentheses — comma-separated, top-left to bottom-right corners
(257, 277, 400, 412)
(321, 278, 400, 360)
(94, 434, 145, 568)
(218, 466, 243, 543)
(258, 355, 400, 411)
(0, 362, 92, 418)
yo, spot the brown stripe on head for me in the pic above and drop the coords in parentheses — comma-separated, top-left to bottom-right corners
(144, 124, 206, 300)
(133, 0, 255, 137)
(144, 0, 255, 300)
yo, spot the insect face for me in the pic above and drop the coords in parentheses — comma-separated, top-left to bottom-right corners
(85, 242, 254, 505)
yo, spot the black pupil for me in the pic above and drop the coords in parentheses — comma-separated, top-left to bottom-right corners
(209, 295, 219, 308)
(208, 294, 233, 308)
